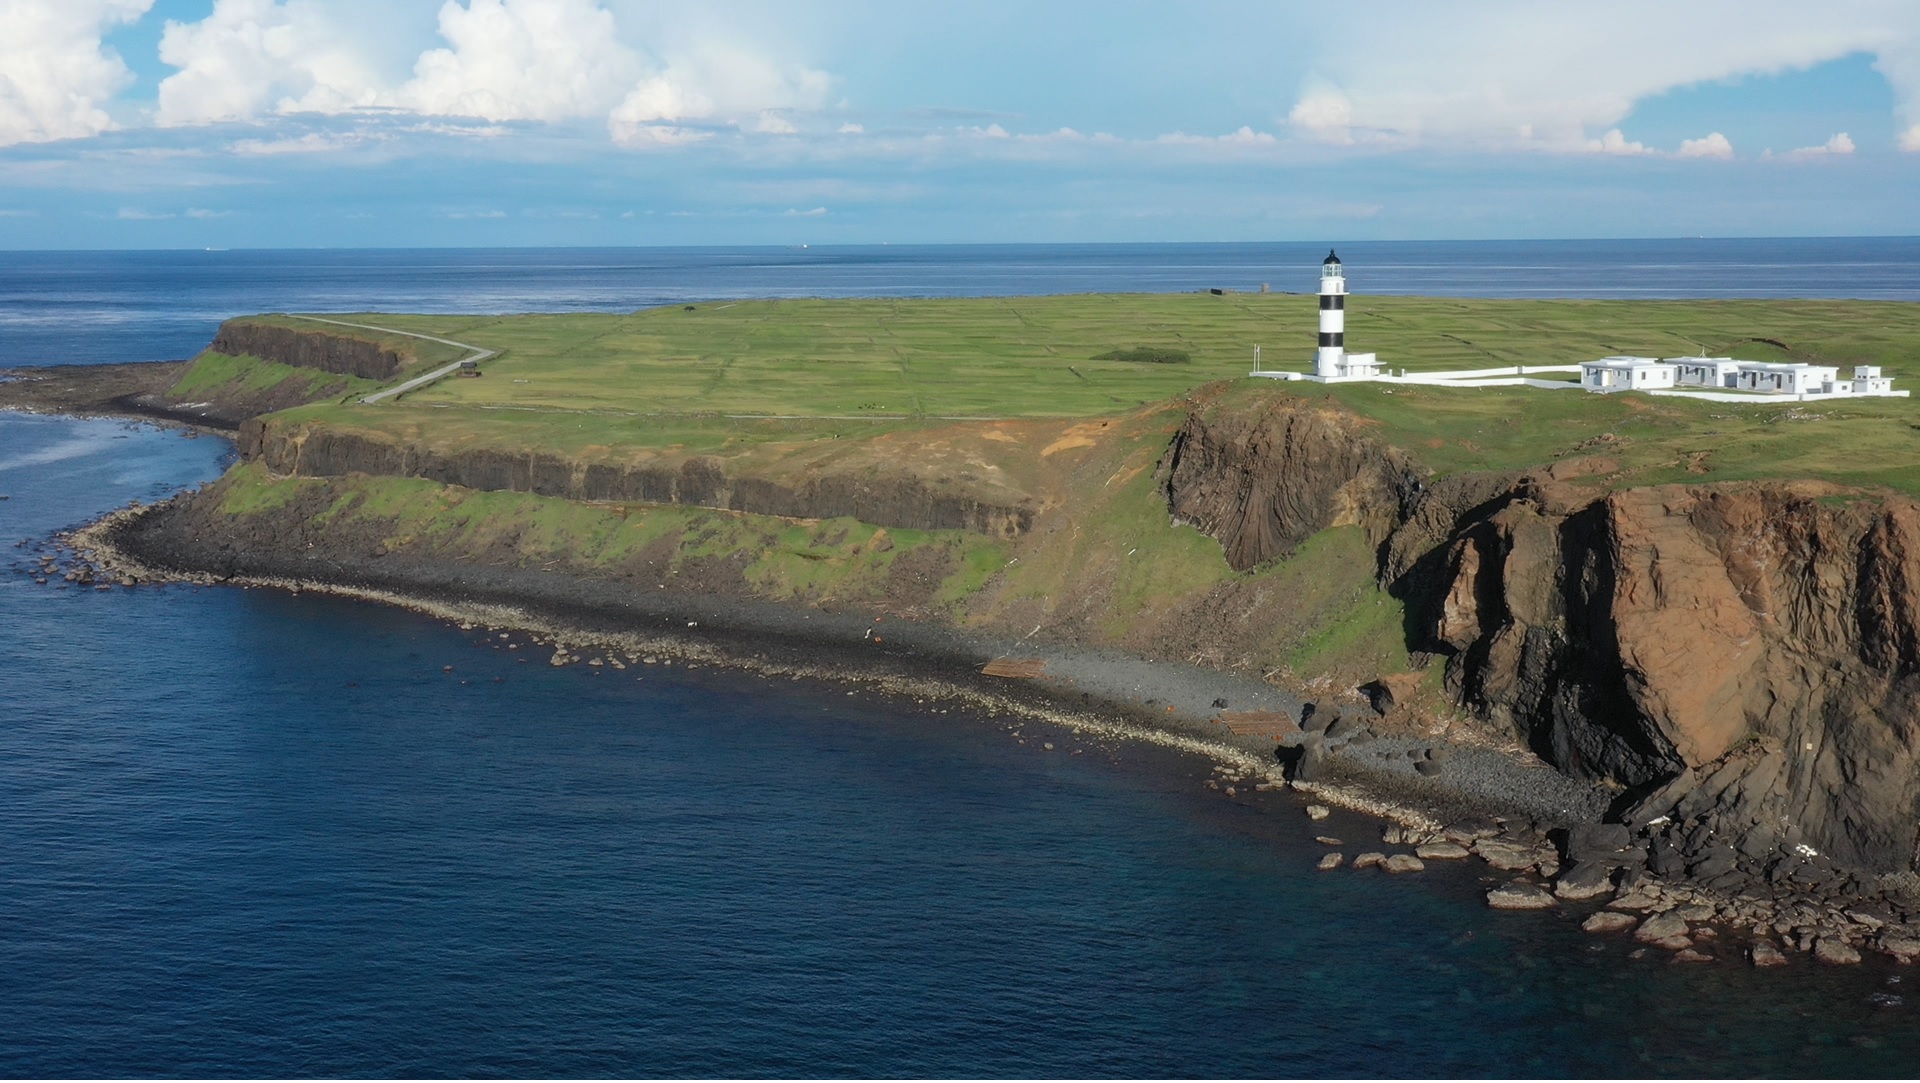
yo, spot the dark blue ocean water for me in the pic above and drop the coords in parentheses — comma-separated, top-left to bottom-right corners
(4, 244, 1920, 1076)
(3, 237, 1918, 366)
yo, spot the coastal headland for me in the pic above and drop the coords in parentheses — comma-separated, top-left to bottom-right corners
(16, 289, 1920, 969)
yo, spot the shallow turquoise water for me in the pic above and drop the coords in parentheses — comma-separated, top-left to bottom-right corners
(3, 413, 1919, 1077)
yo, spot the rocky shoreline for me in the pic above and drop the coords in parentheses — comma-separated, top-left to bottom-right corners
(14, 485, 1904, 974)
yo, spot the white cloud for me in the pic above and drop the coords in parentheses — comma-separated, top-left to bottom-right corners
(1158, 126, 1277, 146)
(1288, 87, 1354, 144)
(837, 122, 864, 134)
(754, 111, 796, 134)
(1677, 131, 1734, 158)
(1781, 131, 1856, 158)
(0, 0, 151, 146)
(116, 206, 173, 219)
(1902, 125, 1920, 151)
(782, 206, 826, 217)
(1585, 128, 1651, 155)
(397, 0, 641, 122)
(156, 0, 389, 125)
(961, 123, 1010, 139)
(1283, 3, 1918, 152)
(229, 131, 368, 155)
(607, 41, 831, 147)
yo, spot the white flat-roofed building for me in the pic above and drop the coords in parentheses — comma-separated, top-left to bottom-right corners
(1674, 357, 1743, 388)
(1581, 356, 1677, 392)
(1854, 365, 1895, 393)
(1734, 362, 1840, 395)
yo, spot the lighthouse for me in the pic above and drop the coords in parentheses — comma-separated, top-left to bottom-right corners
(1315, 249, 1346, 378)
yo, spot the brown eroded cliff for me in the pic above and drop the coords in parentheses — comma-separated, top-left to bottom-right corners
(1163, 390, 1920, 874)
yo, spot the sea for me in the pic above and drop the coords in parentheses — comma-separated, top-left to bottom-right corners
(3, 239, 1919, 1077)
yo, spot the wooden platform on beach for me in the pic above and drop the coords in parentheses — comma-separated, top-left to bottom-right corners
(980, 657, 1047, 679)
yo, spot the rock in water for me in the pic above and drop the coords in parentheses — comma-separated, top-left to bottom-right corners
(1750, 939, 1790, 967)
(1383, 854, 1426, 874)
(1875, 935, 1920, 964)
(1554, 862, 1616, 901)
(1814, 937, 1863, 965)
(1633, 912, 1691, 944)
(1487, 883, 1557, 910)
(1353, 852, 1386, 870)
(1305, 804, 1330, 821)
(1415, 841, 1471, 860)
(1317, 853, 1344, 871)
(1671, 948, 1714, 964)
(1583, 911, 1637, 934)
(1473, 838, 1543, 872)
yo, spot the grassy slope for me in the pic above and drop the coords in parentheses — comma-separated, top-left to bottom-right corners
(198, 293, 1920, 690)
(168, 350, 386, 404)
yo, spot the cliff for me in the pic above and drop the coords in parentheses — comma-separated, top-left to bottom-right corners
(209, 319, 409, 380)
(1163, 392, 1920, 877)
(236, 417, 1036, 539)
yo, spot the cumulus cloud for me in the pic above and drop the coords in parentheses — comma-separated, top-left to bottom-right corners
(607, 41, 831, 147)
(1779, 131, 1856, 158)
(1899, 125, 1920, 151)
(1677, 131, 1734, 158)
(396, 0, 641, 121)
(837, 122, 863, 134)
(1283, 2, 1918, 152)
(1585, 128, 1651, 155)
(0, 0, 151, 146)
(156, 0, 390, 125)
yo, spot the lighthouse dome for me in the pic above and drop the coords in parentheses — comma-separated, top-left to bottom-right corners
(1322, 249, 1340, 266)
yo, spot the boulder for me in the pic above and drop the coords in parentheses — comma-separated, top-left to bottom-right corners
(1554, 862, 1616, 901)
(1415, 841, 1472, 860)
(1874, 934, 1920, 964)
(1582, 911, 1638, 934)
(1353, 852, 1386, 869)
(1671, 948, 1714, 964)
(1487, 883, 1557, 910)
(1442, 815, 1502, 843)
(1813, 937, 1862, 965)
(1305, 804, 1330, 821)
(1317, 852, 1344, 871)
(1474, 838, 1543, 872)
(1634, 911, 1691, 943)
(1750, 939, 1790, 968)
(1382, 854, 1426, 874)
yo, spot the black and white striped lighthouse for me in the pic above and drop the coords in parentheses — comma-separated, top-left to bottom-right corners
(1314, 249, 1346, 378)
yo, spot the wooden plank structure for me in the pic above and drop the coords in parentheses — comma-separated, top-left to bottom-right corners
(1213, 710, 1298, 738)
(980, 657, 1047, 679)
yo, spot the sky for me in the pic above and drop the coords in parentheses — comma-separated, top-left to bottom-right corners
(0, 0, 1916, 248)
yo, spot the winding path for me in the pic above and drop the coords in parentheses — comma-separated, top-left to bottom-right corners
(287, 315, 496, 404)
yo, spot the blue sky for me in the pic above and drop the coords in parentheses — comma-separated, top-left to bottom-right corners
(1, 0, 1916, 248)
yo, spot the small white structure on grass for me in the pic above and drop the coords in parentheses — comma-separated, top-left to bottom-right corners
(1581, 356, 1677, 392)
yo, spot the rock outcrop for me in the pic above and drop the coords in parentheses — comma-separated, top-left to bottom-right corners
(1159, 395, 1422, 571)
(237, 419, 1036, 539)
(1163, 389, 1920, 875)
(210, 320, 408, 380)
(1419, 479, 1920, 874)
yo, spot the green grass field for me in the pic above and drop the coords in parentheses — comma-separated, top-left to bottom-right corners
(285, 294, 1920, 420)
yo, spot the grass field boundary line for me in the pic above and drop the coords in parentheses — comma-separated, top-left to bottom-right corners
(286, 314, 497, 404)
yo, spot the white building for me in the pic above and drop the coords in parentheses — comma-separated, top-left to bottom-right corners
(1734, 362, 1841, 395)
(1581, 356, 1677, 392)
(1674, 357, 1743, 388)
(1853, 365, 1896, 394)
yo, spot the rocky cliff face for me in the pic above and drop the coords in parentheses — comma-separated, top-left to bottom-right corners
(1165, 391, 1920, 875)
(210, 320, 407, 380)
(1159, 396, 1422, 570)
(238, 419, 1035, 539)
